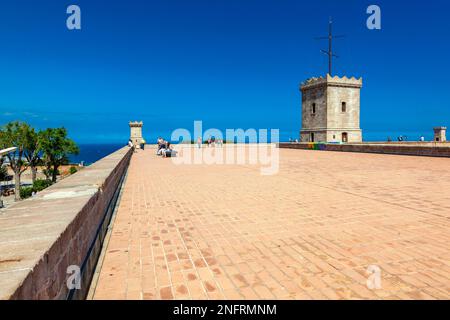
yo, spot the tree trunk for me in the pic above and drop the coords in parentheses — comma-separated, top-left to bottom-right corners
(52, 165, 58, 183)
(31, 166, 37, 184)
(45, 165, 51, 181)
(14, 170, 21, 201)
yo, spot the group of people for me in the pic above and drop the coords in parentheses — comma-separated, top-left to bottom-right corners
(386, 135, 425, 142)
(197, 136, 223, 148)
(127, 138, 146, 152)
(157, 137, 176, 157)
(128, 135, 229, 157)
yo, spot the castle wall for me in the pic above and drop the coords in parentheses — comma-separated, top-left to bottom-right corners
(301, 85, 327, 131)
(327, 86, 360, 130)
(300, 130, 327, 143)
(326, 130, 362, 143)
(0, 147, 133, 300)
(279, 142, 450, 158)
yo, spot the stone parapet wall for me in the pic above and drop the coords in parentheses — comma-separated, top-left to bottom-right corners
(0, 146, 133, 300)
(278, 142, 450, 157)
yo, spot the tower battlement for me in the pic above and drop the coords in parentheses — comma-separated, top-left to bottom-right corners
(301, 74, 362, 90)
(129, 121, 143, 128)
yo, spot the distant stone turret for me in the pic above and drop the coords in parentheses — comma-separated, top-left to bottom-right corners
(129, 121, 143, 147)
(433, 127, 447, 142)
(300, 74, 363, 143)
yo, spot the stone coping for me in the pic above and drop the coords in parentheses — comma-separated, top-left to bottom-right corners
(279, 142, 450, 157)
(0, 146, 133, 299)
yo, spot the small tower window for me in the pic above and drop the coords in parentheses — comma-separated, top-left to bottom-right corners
(311, 103, 316, 114)
(341, 102, 347, 112)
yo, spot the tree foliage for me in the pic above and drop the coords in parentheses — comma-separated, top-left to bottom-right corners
(0, 122, 79, 199)
(0, 121, 28, 173)
(40, 127, 79, 183)
(0, 121, 29, 200)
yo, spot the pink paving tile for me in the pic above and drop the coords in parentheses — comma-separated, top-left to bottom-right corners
(92, 147, 450, 300)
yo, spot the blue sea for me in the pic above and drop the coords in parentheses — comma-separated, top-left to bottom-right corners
(69, 144, 125, 166)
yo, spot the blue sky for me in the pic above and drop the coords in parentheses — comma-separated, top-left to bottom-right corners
(0, 0, 449, 143)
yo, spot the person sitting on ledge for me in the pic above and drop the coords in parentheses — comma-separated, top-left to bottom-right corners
(162, 142, 171, 157)
(162, 142, 178, 158)
(157, 142, 166, 156)
(157, 137, 165, 155)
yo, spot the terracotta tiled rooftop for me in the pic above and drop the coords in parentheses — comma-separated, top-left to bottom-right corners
(91, 146, 450, 300)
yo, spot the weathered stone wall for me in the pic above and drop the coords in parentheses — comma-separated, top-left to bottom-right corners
(301, 84, 327, 131)
(0, 146, 133, 300)
(327, 86, 360, 130)
(279, 142, 450, 157)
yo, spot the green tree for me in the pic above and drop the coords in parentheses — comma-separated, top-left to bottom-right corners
(0, 121, 29, 200)
(23, 125, 42, 184)
(40, 128, 79, 183)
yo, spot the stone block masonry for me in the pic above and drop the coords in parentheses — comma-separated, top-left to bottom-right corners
(0, 146, 133, 300)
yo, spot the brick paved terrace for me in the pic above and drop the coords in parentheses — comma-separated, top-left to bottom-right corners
(91, 146, 450, 300)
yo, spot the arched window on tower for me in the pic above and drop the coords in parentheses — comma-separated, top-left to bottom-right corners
(341, 102, 347, 113)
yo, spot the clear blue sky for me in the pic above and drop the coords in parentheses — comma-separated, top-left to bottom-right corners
(0, 0, 449, 143)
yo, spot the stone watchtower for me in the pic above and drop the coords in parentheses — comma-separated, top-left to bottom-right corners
(300, 75, 363, 143)
(129, 121, 143, 147)
(433, 127, 447, 142)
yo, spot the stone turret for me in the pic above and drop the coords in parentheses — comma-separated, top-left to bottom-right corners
(433, 127, 447, 142)
(129, 121, 143, 147)
(300, 74, 363, 143)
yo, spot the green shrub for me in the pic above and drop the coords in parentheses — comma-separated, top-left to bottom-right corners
(20, 179, 52, 199)
(32, 179, 52, 192)
(69, 166, 78, 175)
(20, 186, 34, 199)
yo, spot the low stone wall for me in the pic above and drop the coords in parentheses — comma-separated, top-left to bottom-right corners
(0, 146, 133, 300)
(278, 142, 450, 157)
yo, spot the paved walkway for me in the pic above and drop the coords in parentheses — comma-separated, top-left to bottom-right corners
(92, 146, 450, 300)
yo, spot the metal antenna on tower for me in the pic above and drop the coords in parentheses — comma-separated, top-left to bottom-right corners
(315, 17, 345, 76)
